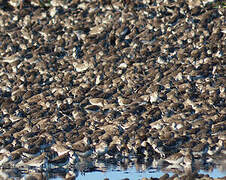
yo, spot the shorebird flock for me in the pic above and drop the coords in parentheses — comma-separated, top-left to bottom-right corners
(0, 0, 225, 179)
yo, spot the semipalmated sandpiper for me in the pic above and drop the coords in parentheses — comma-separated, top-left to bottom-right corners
(51, 141, 70, 156)
(48, 151, 75, 168)
(20, 152, 47, 168)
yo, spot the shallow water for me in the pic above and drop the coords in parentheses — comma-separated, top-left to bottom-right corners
(1, 154, 226, 179)
(47, 167, 226, 180)
(2, 161, 225, 180)
(199, 169, 226, 178)
(61, 167, 172, 180)
(76, 168, 225, 180)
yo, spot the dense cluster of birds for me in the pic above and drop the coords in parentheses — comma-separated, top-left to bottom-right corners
(0, 0, 225, 179)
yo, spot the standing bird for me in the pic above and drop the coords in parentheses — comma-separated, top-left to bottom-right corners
(17, 152, 47, 168)
(0, 153, 10, 167)
(0, 149, 11, 167)
(0, 0, 24, 9)
(51, 141, 71, 157)
(1, 0, 41, 10)
(70, 136, 94, 159)
(48, 151, 76, 168)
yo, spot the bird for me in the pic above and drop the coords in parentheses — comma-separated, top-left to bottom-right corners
(95, 141, 108, 157)
(207, 140, 224, 156)
(165, 151, 184, 165)
(70, 136, 94, 159)
(65, 170, 78, 180)
(182, 150, 194, 167)
(0, 153, 10, 167)
(48, 151, 75, 168)
(0, 53, 20, 63)
(0, 149, 11, 166)
(17, 152, 47, 168)
(147, 137, 166, 158)
(192, 143, 208, 158)
(22, 146, 41, 158)
(74, 158, 96, 174)
(51, 141, 71, 156)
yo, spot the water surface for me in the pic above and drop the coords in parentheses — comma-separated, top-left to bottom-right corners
(10, 161, 226, 180)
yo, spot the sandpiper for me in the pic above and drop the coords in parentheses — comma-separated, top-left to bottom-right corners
(48, 151, 75, 168)
(22, 170, 47, 180)
(9, 150, 23, 167)
(0, 170, 9, 180)
(192, 142, 208, 158)
(73, 145, 94, 159)
(22, 146, 41, 158)
(147, 137, 166, 158)
(65, 170, 78, 180)
(18, 152, 47, 168)
(117, 96, 132, 106)
(163, 164, 184, 174)
(51, 141, 70, 156)
(0, 53, 21, 63)
(207, 140, 224, 156)
(95, 141, 109, 157)
(75, 158, 96, 174)
(182, 150, 194, 166)
(165, 151, 184, 165)
(71, 137, 93, 158)
(0, 153, 10, 167)
(152, 158, 171, 170)
(89, 98, 105, 107)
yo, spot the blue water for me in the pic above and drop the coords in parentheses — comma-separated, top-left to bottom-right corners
(49, 166, 226, 180)
(76, 167, 173, 180)
(50, 167, 173, 180)
(199, 169, 226, 178)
